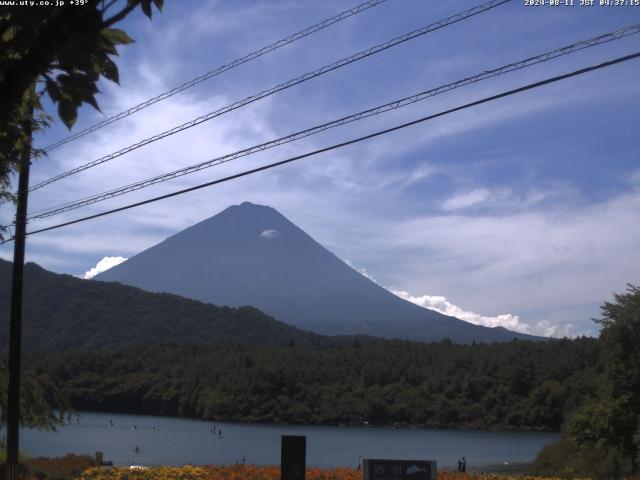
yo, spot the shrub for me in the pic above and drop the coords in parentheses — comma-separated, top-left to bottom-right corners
(527, 437, 633, 479)
(27, 454, 95, 480)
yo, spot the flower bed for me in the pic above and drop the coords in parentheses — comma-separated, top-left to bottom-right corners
(74, 465, 578, 480)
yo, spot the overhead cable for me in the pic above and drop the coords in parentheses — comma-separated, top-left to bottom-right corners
(28, 23, 640, 220)
(1, 49, 635, 243)
(41, 0, 391, 153)
(28, 0, 510, 193)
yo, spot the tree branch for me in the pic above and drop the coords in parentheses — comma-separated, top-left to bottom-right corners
(102, 2, 139, 28)
(100, 0, 120, 16)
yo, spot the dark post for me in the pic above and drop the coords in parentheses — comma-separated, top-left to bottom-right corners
(5, 120, 32, 480)
(281, 435, 306, 480)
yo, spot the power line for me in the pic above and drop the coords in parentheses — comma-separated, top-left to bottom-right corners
(2, 49, 636, 244)
(41, 0, 391, 153)
(28, 0, 510, 193)
(27, 23, 640, 221)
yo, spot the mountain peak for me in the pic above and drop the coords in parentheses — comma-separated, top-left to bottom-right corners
(215, 201, 284, 223)
(97, 203, 539, 343)
(165, 202, 292, 244)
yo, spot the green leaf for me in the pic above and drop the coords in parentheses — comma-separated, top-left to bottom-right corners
(33, 95, 44, 111)
(141, 0, 152, 18)
(65, 74, 101, 111)
(100, 57, 119, 84)
(87, 63, 100, 82)
(97, 36, 118, 56)
(55, 73, 71, 90)
(58, 100, 77, 129)
(91, 57, 102, 75)
(45, 78, 61, 103)
(152, 0, 163, 12)
(103, 28, 134, 45)
(57, 46, 93, 74)
(85, 94, 101, 112)
(2, 27, 15, 43)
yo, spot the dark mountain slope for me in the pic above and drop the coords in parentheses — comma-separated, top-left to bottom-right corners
(0, 259, 327, 351)
(98, 202, 540, 343)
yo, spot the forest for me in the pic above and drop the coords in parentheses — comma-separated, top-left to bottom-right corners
(26, 337, 600, 431)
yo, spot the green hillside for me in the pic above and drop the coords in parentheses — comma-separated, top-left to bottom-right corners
(0, 259, 328, 350)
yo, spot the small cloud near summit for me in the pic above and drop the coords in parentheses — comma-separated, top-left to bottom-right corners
(83, 256, 127, 279)
(441, 188, 491, 211)
(260, 229, 279, 239)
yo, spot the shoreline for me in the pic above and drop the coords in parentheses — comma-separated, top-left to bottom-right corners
(24, 411, 558, 469)
(70, 409, 561, 435)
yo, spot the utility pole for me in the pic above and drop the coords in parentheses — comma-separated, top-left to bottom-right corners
(5, 116, 32, 480)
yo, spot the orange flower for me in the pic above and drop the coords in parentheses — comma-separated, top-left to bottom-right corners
(75, 465, 581, 480)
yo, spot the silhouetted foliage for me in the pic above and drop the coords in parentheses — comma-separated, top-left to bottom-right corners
(529, 285, 640, 478)
(0, 358, 75, 431)
(0, 0, 163, 203)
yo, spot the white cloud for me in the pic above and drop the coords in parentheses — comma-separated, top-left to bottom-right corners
(391, 288, 523, 329)
(260, 229, 279, 239)
(388, 288, 572, 337)
(83, 256, 128, 280)
(441, 188, 491, 211)
(344, 258, 377, 283)
(331, 183, 640, 338)
(345, 258, 568, 337)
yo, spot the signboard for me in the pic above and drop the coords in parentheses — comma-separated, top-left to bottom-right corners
(281, 435, 306, 480)
(363, 459, 437, 480)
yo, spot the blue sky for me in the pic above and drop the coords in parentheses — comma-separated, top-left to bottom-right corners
(2, 0, 639, 337)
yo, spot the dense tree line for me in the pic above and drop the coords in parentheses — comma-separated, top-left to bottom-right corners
(27, 337, 600, 432)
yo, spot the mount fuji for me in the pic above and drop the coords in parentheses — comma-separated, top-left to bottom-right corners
(97, 202, 540, 343)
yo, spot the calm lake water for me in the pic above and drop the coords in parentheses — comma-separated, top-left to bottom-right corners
(21, 412, 559, 469)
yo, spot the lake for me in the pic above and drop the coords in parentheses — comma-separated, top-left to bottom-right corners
(21, 412, 559, 469)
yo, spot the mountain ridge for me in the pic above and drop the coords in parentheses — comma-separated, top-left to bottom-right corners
(98, 201, 541, 343)
(0, 259, 336, 351)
